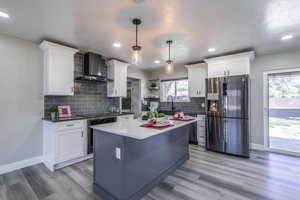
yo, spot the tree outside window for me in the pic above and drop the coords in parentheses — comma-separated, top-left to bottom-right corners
(161, 79, 189, 102)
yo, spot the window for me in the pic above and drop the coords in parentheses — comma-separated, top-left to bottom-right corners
(160, 79, 189, 102)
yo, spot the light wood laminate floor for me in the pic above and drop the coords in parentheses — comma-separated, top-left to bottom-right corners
(1, 145, 300, 200)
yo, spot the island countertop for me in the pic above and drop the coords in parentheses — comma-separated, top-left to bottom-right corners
(90, 118, 198, 140)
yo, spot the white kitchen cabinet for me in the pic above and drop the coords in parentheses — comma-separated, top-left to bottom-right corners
(205, 51, 255, 78)
(56, 129, 84, 163)
(40, 41, 79, 96)
(185, 63, 207, 97)
(43, 120, 87, 171)
(107, 59, 129, 97)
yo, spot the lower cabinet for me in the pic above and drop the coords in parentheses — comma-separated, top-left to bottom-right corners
(197, 115, 206, 145)
(43, 120, 87, 171)
(56, 129, 84, 163)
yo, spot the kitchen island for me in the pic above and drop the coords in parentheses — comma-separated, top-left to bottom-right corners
(91, 118, 197, 200)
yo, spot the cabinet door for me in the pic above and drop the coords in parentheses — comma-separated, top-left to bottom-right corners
(116, 65, 127, 97)
(107, 61, 127, 97)
(197, 67, 207, 97)
(207, 62, 227, 78)
(187, 65, 207, 97)
(227, 59, 250, 76)
(188, 67, 198, 97)
(56, 129, 84, 163)
(51, 50, 74, 95)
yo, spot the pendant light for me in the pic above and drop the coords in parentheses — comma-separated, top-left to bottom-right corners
(131, 18, 142, 65)
(165, 40, 174, 74)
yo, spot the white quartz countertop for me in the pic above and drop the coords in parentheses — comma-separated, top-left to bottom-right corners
(90, 118, 199, 140)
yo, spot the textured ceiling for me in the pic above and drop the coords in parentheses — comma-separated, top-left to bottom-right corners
(1, 0, 300, 69)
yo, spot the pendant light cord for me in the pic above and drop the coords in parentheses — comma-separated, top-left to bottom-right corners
(168, 42, 171, 60)
(136, 24, 138, 46)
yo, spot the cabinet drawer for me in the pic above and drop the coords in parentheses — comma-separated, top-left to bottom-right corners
(198, 119, 206, 125)
(197, 116, 206, 126)
(55, 120, 84, 132)
(197, 115, 206, 120)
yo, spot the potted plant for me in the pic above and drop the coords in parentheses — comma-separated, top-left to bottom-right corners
(48, 105, 58, 120)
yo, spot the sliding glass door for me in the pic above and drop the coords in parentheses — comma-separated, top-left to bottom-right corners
(267, 71, 300, 154)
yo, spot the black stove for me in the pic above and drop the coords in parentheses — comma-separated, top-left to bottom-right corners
(81, 113, 117, 154)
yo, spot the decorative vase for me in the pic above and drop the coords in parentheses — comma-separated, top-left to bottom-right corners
(50, 112, 56, 120)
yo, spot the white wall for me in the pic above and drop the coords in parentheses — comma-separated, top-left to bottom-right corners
(251, 50, 300, 146)
(149, 64, 188, 80)
(127, 67, 151, 98)
(0, 34, 43, 165)
(147, 64, 188, 97)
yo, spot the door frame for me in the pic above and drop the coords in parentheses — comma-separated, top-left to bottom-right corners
(263, 67, 300, 156)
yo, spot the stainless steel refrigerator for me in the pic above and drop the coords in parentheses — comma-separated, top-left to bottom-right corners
(206, 75, 249, 157)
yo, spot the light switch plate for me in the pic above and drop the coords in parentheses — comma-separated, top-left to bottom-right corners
(115, 147, 121, 160)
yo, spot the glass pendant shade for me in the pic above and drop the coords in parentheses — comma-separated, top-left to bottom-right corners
(131, 18, 142, 65)
(165, 40, 174, 74)
(165, 60, 174, 74)
(131, 45, 142, 65)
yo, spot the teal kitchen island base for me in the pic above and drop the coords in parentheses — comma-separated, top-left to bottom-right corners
(92, 121, 194, 200)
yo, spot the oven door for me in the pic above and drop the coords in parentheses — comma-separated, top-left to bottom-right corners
(87, 117, 117, 154)
(87, 121, 94, 154)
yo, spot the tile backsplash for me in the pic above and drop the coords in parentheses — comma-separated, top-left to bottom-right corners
(158, 97, 206, 114)
(143, 97, 206, 114)
(44, 53, 120, 117)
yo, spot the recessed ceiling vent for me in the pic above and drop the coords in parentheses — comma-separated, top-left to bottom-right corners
(133, 0, 145, 4)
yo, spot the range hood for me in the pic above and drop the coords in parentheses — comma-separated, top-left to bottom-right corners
(75, 52, 107, 82)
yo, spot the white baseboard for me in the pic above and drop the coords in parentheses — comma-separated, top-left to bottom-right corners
(54, 154, 93, 170)
(0, 156, 42, 175)
(250, 143, 266, 151)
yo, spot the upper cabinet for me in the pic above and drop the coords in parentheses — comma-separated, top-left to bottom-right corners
(40, 41, 79, 96)
(107, 59, 129, 97)
(204, 51, 255, 78)
(185, 63, 207, 98)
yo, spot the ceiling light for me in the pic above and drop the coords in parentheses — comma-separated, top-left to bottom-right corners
(113, 42, 121, 48)
(208, 48, 216, 52)
(131, 18, 142, 65)
(154, 60, 160, 64)
(0, 11, 9, 19)
(281, 34, 293, 40)
(165, 40, 174, 74)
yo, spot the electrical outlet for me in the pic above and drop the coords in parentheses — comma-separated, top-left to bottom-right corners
(115, 147, 121, 160)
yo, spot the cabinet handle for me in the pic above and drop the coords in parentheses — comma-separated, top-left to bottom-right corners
(66, 124, 74, 127)
(81, 131, 84, 137)
(228, 70, 230, 76)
